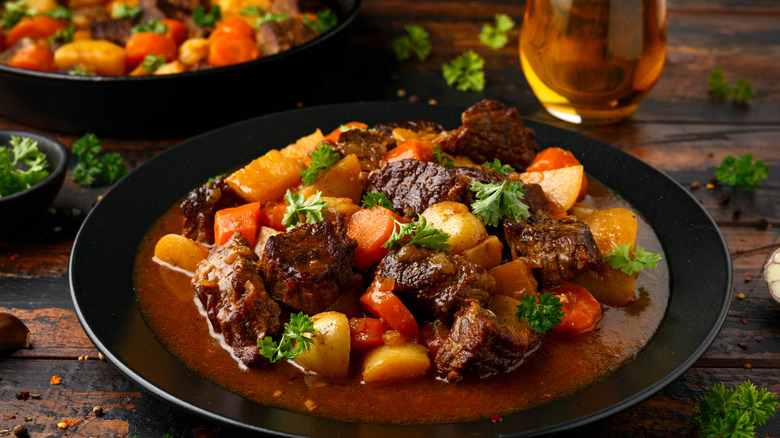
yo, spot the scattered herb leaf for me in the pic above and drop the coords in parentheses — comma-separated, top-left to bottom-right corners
(393, 25, 431, 62)
(68, 65, 96, 76)
(282, 190, 327, 230)
(361, 192, 395, 211)
(111, 3, 142, 20)
(300, 143, 341, 185)
(443, 50, 485, 92)
(479, 13, 515, 50)
(192, 5, 220, 27)
(132, 18, 168, 34)
(603, 243, 662, 275)
(71, 133, 128, 187)
(302, 9, 337, 34)
(0, 0, 31, 30)
(482, 158, 515, 175)
(41, 6, 72, 21)
(515, 292, 564, 334)
(714, 153, 769, 192)
(141, 53, 166, 73)
(470, 180, 529, 227)
(695, 380, 778, 438)
(433, 145, 454, 168)
(0, 136, 50, 197)
(258, 312, 316, 363)
(382, 214, 451, 250)
(49, 25, 74, 43)
(707, 69, 754, 102)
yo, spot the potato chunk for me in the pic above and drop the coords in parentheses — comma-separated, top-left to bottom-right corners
(514, 165, 584, 216)
(226, 149, 303, 204)
(461, 235, 503, 270)
(361, 342, 431, 383)
(488, 258, 538, 300)
(54, 40, 126, 76)
(294, 311, 351, 377)
(421, 201, 487, 253)
(295, 154, 363, 205)
(153, 234, 210, 274)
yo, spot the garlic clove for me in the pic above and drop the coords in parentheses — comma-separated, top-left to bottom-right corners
(0, 312, 31, 351)
(765, 248, 780, 305)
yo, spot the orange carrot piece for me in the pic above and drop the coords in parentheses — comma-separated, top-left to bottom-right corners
(346, 206, 403, 270)
(548, 283, 603, 334)
(258, 201, 289, 232)
(360, 283, 419, 340)
(381, 139, 434, 164)
(324, 122, 369, 142)
(527, 147, 588, 201)
(8, 43, 54, 72)
(161, 18, 188, 45)
(5, 16, 67, 47)
(348, 317, 389, 351)
(209, 17, 255, 41)
(214, 202, 262, 247)
(124, 32, 177, 69)
(207, 35, 259, 67)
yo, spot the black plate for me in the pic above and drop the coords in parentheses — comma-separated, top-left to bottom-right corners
(69, 102, 732, 437)
(0, 0, 360, 138)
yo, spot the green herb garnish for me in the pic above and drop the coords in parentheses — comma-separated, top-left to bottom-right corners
(111, 3, 142, 19)
(482, 158, 515, 175)
(0, 136, 49, 197)
(68, 65, 96, 76)
(132, 19, 167, 34)
(479, 13, 515, 50)
(41, 6, 71, 21)
(193, 4, 221, 27)
(382, 214, 451, 250)
(258, 312, 316, 363)
(282, 190, 327, 230)
(302, 9, 337, 34)
(443, 50, 485, 92)
(707, 69, 754, 102)
(71, 133, 128, 187)
(603, 243, 662, 275)
(49, 25, 74, 43)
(714, 153, 769, 192)
(300, 143, 341, 185)
(432, 145, 454, 168)
(515, 292, 564, 334)
(0, 0, 31, 30)
(361, 192, 395, 211)
(695, 380, 778, 438)
(141, 54, 166, 73)
(470, 180, 529, 227)
(393, 25, 431, 62)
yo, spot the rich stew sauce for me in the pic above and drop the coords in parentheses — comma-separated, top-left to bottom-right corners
(133, 179, 669, 425)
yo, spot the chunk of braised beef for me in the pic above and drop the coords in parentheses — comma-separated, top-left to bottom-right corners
(439, 99, 539, 171)
(191, 232, 282, 367)
(89, 19, 133, 46)
(435, 300, 540, 382)
(503, 215, 601, 289)
(180, 176, 243, 245)
(373, 119, 445, 136)
(376, 244, 494, 322)
(256, 18, 318, 57)
(259, 219, 361, 314)
(332, 129, 395, 172)
(364, 159, 471, 218)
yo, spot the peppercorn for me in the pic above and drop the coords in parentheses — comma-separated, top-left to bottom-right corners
(12, 425, 27, 438)
(93, 406, 103, 416)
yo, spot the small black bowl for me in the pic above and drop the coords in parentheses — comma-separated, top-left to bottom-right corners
(0, 131, 68, 224)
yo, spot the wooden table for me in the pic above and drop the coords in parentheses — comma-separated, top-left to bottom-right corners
(2, 0, 779, 436)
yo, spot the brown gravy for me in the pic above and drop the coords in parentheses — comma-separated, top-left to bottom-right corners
(133, 180, 669, 425)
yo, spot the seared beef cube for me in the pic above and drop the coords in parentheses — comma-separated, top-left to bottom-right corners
(435, 300, 540, 382)
(364, 160, 471, 218)
(439, 99, 538, 171)
(259, 220, 361, 314)
(332, 129, 395, 172)
(180, 176, 243, 245)
(376, 244, 494, 322)
(504, 215, 601, 289)
(256, 19, 318, 57)
(192, 232, 282, 366)
(374, 119, 444, 136)
(138, 0, 167, 22)
(453, 165, 506, 185)
(520, 182, 553, 216)
(89, 19, 133, 46)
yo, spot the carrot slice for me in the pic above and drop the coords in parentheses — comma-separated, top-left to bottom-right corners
(360, 281, 419, 340)
(8, 43, 54, 72)
(381, 139, 434, 164)
(5, 16, 67, 47)
(207, 35, 259, 67)
(213, 202, 262, 247)
(526, 147, 588, 201)
(349, 317, 389, 351)
(125, 32, 177, 70)
(346, 206, 404, 270)
(548, 282, 603, 334)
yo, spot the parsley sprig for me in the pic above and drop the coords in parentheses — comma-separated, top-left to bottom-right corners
(695, 380, 778, 438)
(443, 50, 485, 92)
(433, 145, 454, 168)
(393, 25, 431, 62)
(132, 19, 167, 34)
(382, 214, 451, 250)
(1, 0, 31, 30)
(603, 243, 662, 275)
(707, 69, 754, 102)
(715, 153, 769, 192)
(0, 136, 50, 197)
(258, 312, 316, 363)
(140, 54, 166, 73)
(282, 190, 327, 230)
(361, 192, 395, 211)
(300, 143, 341, 185)
(71, 133, 128, 187)
(111, 3, 142, 19)
(193, 5, 221, 27)
(482, 158, 515, 175)
(515, 292, 564, 334)
(470, 180, 529, 227)
(479, 13, 515, 50)
(302, 9, 337, 34)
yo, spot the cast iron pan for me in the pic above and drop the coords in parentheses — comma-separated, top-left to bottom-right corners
(0, 0, 360, 138)
(70, 101, 732, 437)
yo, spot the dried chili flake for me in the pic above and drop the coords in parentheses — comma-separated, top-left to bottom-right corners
(744, 363, 753, 369)
(3, 414, 14, 421)
(744, 274, 754, 282)
(738, 343, 748, 350)
(740, 318, 748, 325)
(50, 375, 62, 385)
(15, 392, 29, 400)
(490, 414, 502, 423)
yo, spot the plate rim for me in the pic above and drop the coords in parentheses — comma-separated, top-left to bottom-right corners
(69, 100, 732, 437)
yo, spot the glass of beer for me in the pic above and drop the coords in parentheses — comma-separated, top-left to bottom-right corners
(520, 0, 667, 125)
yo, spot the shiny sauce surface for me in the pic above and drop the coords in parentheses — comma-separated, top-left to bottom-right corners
(133, 180, 669, 424)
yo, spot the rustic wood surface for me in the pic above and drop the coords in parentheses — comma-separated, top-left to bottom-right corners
(1, 0, 779, 436)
